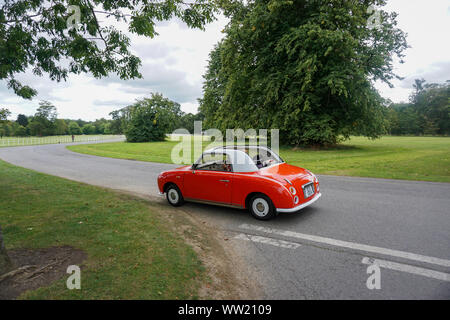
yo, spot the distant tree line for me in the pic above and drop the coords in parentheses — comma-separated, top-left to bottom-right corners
(0, 101, 118, 138)
(2, 79, 446, 142)
(386, 80, 449, 136)
(109, 93, 203, 142)
(108, 79, 449, 144)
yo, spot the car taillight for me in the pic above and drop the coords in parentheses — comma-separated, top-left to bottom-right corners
(289, 186, 297, 195)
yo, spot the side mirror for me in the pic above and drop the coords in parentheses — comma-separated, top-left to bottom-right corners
(191, 164, 197, 170)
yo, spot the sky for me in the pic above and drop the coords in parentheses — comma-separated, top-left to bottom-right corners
(1, 0, 449, 121)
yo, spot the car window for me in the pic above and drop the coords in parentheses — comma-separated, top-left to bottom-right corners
(196, 153, 232, 172)
(241, 147, 283, 169)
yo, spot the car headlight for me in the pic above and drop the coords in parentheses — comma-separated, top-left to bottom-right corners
(289, 186, 297, 195)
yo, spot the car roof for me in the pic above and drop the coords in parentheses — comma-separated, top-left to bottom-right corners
(211, 145, 274, 151)
(200, 147, 258, 172)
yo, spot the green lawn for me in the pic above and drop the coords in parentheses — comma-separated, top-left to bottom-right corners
(67, 136, 450, 183)
(0, 160, 204, 299)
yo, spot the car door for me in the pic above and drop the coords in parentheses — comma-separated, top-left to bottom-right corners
(183, 153, 233, 204)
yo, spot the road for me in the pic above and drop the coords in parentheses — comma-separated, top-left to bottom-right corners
(1, 142, 449, 299)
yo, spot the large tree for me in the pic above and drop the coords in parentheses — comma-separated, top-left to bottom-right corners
(16, 114, 29, 127)
(1, 0, 218, 99)
(28, 100, 58, 136)
(388, 80, 450, 136)
(124, 93, 183, 142)
(0, 108, 11, 138)
(200, 0, 408, 146)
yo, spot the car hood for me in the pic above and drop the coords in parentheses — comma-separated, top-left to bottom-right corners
(257, 163, 314, 189)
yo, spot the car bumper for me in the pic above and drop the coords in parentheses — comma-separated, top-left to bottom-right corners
(276, 193, 322, 213)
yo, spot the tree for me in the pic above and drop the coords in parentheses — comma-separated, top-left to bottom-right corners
(14, 125, 28, 136)
(92, 118, 108, 134)
(178, 113, 196, 133)
(0, 108, 11, 122)
(388, 80, 449, 136)
(82, 123, 95, 135)
(1, 122, 12, 137)
(109, 108, 132, 134)
(103, 122, 112, 134)
(200, 0, 408, 146)
(412, 81, 449, 135)
(125, 93, 183, 142)
(68, 121, 82, 135)
(55, 119, 68, 135)
(28, 101, 57, 136)
(388, 103, 421, 135)
(35, 101, 58, 121)
(1, 0, 218, 99)
(0, 108, 11, 138)
(16, 114, 29, 127)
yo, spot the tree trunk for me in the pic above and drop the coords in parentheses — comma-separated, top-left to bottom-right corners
(0, 225, 13, 275)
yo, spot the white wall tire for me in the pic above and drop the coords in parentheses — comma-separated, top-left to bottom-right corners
(166, 184, 184, 207)
(249, 194, 276, 220)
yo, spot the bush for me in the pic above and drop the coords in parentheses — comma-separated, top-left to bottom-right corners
(125, 93, 182, 142)
(14, 125, 27, 136)
(68, 121, 82, 135)
(82, 124, 96, 135)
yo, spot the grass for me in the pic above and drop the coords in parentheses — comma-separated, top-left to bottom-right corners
(0, 159, 204, 299)
(67, 136, 450, 183)
(0, 135, 123, 148)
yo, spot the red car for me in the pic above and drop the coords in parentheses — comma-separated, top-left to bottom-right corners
(157, 146, 321, 220)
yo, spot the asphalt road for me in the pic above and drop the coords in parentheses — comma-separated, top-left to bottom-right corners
(1, 141, 449, 299)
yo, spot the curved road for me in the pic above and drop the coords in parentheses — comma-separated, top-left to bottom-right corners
(1, 141, 449, 299)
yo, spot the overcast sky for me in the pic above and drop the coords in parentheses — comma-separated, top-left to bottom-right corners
(1, 0, 449, 121)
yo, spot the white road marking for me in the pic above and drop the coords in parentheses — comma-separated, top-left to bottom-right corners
(234, 233, 301, 249)
(362, 257, 450, 282)
(239, 224, 450, 268)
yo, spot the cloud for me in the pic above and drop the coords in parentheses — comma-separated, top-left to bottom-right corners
(399, 61, 450, 88)
(0, 13, 228, 121)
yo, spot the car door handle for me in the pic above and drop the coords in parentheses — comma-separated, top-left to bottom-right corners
(219, 179, 230, 182)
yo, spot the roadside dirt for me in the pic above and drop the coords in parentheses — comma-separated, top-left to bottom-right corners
(0, 246, 87, 299)
(177, 208, 262, 299)
(146, 194, 263, 299)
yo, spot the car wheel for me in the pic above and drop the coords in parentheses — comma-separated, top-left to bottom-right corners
(166, 184, 184, 207)
(249, 194, 276, 220)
